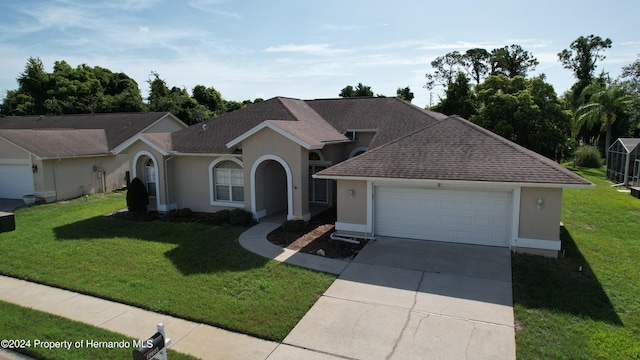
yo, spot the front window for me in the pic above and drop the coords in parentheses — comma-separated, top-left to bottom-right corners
(144, 158, 156, 196)
(309, 165, 328, 203)
(214, 161, 244, 202)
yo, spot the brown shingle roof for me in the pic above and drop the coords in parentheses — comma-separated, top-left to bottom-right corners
(0, 112, 173, 150)
(0, 129, 109, 158)
(316, 116, 591, 186)
(170, 96, 442, 153)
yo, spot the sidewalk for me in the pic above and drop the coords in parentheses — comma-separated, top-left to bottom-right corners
(0, 215, 348, 360)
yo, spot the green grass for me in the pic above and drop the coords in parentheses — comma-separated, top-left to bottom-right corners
(0, 193, 336, 341)
(513, 167, 640, 359)
(0, 300, 198, 360)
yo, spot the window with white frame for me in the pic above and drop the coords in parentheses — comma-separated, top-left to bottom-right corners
(144, 158, 156, 197)
(214, 161, 244, 202)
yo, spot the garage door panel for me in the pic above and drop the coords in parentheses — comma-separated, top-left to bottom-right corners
(375, 187, 511, 247)
(0, 164, 34, 199)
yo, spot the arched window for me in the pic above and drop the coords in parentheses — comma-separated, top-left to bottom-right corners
(144, 158, 156, 196)
(214, 161, 244, 202)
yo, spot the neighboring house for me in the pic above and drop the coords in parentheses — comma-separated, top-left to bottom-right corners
(120, 96, 592, 257)
(0, 112, 187, 202)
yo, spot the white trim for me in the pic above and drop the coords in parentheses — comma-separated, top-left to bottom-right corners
(367, 181, 374, 236)
(346, 129, 378, 133)
(348, 147, 368, 159)
(335, 222, 371, 233)
(250, 154, 294, 220)
(226, 121, 323, 150)
(313, 175, 594, 189)
(133, 151, 161, 212)
(114, 134, 169, 155)
(515, 237, 561, 251)
(208, 157, 245, 207)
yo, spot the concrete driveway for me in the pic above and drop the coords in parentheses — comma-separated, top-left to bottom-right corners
(282, 237, 516, 360)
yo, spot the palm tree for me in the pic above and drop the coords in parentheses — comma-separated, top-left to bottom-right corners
(574, 84, 631, 162)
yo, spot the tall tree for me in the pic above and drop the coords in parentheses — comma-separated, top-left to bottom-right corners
(619, 56, 640, 134)
(432, 72, 476, 119)
(339, 83, 374, 97)
(463, 48, 491, 84)
(471, 74, 571, 159)
(425, 51, 465, 90)
(574, 84, 631, 161)
(558, 35, 612, 104)
(396, 86, 414, 102)
(490, 45, 539, 78)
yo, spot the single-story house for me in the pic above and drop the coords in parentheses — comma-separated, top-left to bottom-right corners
(0, 112, 187, 202)
(120, 96, 592, 257)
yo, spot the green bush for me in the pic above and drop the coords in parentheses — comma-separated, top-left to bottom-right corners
(282, 219, 306, 232)
(212, 209, 231, 225)
(229, 209, 253, 226)
(573, 146, 603, 168)
(175, 208, 193, 218)
(126, 177, 149, 213)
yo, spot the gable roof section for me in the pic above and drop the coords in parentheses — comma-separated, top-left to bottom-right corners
(613, 138, 640, 153)
(226, 98, 348, 150)
(0, 129, 109, 158)
(316, 116, 592, 187)
(307, 97, 446, 148)
(0, 112, 178, 150)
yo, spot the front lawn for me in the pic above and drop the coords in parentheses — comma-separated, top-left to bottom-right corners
(0, 193, 336, 341)
(513, 167, 640, 358)
(0, 300, 198, 360)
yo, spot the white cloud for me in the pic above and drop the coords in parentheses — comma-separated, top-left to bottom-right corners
(265, 44, 350, 56)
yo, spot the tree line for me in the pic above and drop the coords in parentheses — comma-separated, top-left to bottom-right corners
(422, 35, 639, 161)
(0, 58, 262, 125)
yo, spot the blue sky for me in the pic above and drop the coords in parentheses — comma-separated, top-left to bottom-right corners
(0, 0, 639, 108)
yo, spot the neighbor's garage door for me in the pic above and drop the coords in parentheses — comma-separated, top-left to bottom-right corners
(374, 187, 512, 247)
(0, 164, 34, 199)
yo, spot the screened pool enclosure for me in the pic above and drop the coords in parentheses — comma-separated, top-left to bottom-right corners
(607, 138, 640, 187)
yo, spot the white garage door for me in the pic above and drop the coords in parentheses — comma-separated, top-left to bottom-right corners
(375, 187, 512, 247)
(0, 164, 34, 199)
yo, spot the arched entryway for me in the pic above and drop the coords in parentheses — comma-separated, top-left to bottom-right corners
(132, 151, 161, 211)
(250, 154, 293, 219)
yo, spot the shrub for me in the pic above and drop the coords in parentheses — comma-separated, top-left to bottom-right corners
(175, 208, 193, 218)
(282, 219, 306, 232)
(212, 209, 231, 225)
(229, 209, 253, 226)
(126, 177, 149, 213)
(573, 146, 603, 168)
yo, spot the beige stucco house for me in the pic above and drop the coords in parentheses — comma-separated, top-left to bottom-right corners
(0, 112, 187, 203)
(119, 97, 592, 257)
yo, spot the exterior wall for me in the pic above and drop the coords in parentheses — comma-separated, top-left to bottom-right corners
(518, 187, 563, 241)
(171, 155, 224, 212)
(143, 116, 187, 133)
(242, 128, 306, 219)
(336, 180, 368, 226)
(37, 156, 123, 201)
(0, 139, 29, 161)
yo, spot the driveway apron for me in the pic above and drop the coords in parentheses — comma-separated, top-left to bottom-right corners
(283, 237, 516, 360)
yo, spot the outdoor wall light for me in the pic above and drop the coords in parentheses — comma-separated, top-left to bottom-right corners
(348, 188, 354, 198)
(537, 197, 543, 210)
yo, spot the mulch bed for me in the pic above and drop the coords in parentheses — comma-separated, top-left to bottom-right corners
(107, 207, 367, 259)
(266, 208, 368, 259)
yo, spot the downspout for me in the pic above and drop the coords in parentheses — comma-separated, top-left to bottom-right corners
(53, 158, 62, 201)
